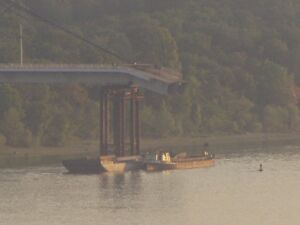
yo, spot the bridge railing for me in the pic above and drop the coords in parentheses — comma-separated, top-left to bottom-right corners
(0, 63, 182, 81)
(127, 64, 182, 80)
(0, 63, 120, 69)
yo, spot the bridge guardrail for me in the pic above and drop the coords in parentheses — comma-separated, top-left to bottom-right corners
(0, 64, 182, 82)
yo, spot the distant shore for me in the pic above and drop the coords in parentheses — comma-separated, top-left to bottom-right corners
(1, 133, 299, 168)
(142, 133, 300, 152)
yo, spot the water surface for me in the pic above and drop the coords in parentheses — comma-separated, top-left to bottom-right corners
(0, 146, 300, 225)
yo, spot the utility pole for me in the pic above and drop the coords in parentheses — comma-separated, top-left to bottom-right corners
(20, 24, 23, 65)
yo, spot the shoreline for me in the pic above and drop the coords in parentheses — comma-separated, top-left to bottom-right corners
(1, 133, 300, 168)
(142, 133, 300, 152)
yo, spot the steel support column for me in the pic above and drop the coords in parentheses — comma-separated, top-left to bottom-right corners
(103, 91, 109, 155)
(102, 86, 142, 157)
(129, 89, 136, 156)
(100, 89, 109, 156)
(113, 95, 121, 157)
(120, 93, 125, 156)
(135, 92, 141, 155)
(99, 90, 104, 156)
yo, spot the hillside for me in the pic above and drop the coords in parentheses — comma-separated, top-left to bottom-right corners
(1, 0, 300, 147)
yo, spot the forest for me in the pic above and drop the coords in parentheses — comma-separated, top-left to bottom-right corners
(1, 0, 300, 147)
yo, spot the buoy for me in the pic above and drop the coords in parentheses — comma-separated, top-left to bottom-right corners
(259, 164, 263, 172)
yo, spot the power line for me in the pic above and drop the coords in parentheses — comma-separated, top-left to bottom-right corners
(2, 0, 129, 63)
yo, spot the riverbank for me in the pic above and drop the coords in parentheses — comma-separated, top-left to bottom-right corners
(142, 133, 300, 153)
(1, 133, 300, 168)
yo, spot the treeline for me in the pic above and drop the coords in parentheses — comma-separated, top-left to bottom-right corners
(1, 0, 300, 147)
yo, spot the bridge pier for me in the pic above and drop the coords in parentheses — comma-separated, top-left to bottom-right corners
(99, 86, 143, 157)
(99, 90, 109, 156)
(130, 89, 136, 156)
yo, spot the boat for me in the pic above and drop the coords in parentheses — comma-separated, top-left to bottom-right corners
(145, 161, 176, 172)
(144, 152, 175, 172)
(63, 155, 144, 174)
(144, 151, 215, 172)
(100, 155, 144, 173)
(173, 155, 215, 169)
(62, 158, 105, 174)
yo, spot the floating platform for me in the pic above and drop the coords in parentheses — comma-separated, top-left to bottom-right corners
(62, 155, 144, 174)
(173, 156, 215, 170)
(62, 158, 105, 174)
(144, 152, 215, 172)
(100, 155, 144, 173)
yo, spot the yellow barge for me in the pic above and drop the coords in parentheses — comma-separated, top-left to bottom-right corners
(145, 152, 215, 172)
(100, 155, 144, 173)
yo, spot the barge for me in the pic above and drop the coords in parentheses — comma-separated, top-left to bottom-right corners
(63, 155, 144, 174)
(62, 158, 105, 174)
(144, 151, 215, 172)
(100, 155, 144, 173)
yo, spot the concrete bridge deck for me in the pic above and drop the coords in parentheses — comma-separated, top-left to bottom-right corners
(0, 64, 183, 94)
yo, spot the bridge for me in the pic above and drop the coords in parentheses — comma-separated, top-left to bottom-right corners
(0, 64, 183, 95)
(0, 63, 183, 158)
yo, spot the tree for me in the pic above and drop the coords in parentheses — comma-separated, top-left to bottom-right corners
(262, 105, 289, 132)
(42, 112, 70, 147)
(256, 60, 292, 107)
(123, 14, 180, 68)
(1, 108, 32, 147)
(0, 84, 22, 117)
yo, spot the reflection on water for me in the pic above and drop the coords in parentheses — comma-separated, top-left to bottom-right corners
(0, 146, 300, 225)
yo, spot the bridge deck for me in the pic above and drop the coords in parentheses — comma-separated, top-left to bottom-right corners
(0, 64, 182, 94)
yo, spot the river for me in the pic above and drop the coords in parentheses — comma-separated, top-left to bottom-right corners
(0, 145, 300, 225)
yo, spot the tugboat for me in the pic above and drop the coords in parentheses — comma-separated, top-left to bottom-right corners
(144, 151, 215, 172)
(144, 152, 176, 172)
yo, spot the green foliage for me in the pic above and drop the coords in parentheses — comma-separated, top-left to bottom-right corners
(0, 84, 22, 117)
(262, 105, 290, 132)
(141, 102, 178, 138)
(286, 104, 300, 131)
(42, 112, 70, 147)
(256, 61, 292, 107)
(123, 14, 180, 68)
(0, 133, 7, 145)
(1, 108, 32, 147)
(141, 106, 157, 137)
(74, 101, 98, 139)
(1, 0, 300, 147)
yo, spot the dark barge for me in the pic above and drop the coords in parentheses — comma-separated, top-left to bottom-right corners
(62, 158, 105, 174)
(63, 155, 144, 174)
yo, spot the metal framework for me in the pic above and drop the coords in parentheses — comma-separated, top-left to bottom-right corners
(99, 86, 143, 157)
